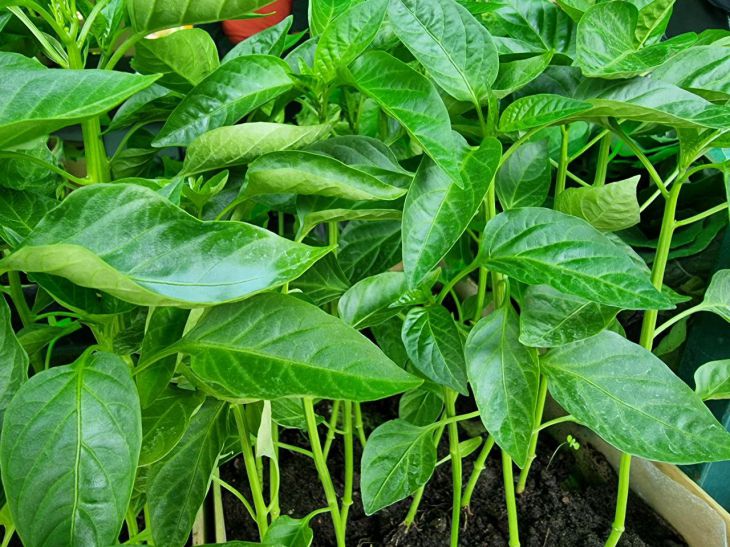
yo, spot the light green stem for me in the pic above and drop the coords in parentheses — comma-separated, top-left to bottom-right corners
(593, 133, 612, 186)
(461, 435, 495, 508)
(7, 271, 33, 327)
(354, 403, 367, 447)
(604, 453, 631, 547)
(555, 126, 570, 197)
(445, 390, 462, 547)
(269, 425, 281, 520)
(323, 400, 341, 461)
(341, 401, 354, 537)
(403, 486, 425, 529)
(212, 468, 227, 543)
(516, 375, 549, 494)
(502, 451, 520, 547)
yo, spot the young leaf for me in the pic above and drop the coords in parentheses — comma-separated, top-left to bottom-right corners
(223, 15, 294, 62)
(338, 220, 402, 282)
(314, 0, 388, 82)
(401, 306, 468, 395)
(493, 51, 553, 98)
(175, 293, 420, 401)
(309, 0, 360, 36)
(0, 352, 141, 546)
(653, 45, 730, 101)
(271, 398, 323, 430)
(499, 94, 592, 132)
(0, 67, 158, 149)
(183, 123, 330, 175)
(388, 0, 499, 104)
(361, 419, 437, 514)
(0, 188, 56, 241)
(495, 140, 550, 210)
(0, 184, 328, 307)
(348, 51, 462, 186)
(480, 207, 673, 310)
(542, 331, 730, 464)
(128, 0, 271, 32)
(289, 254, 351, 307)
(694, 360, 730, 401)
(243, 151, 407, 201)
(403, 138, 502, 288)
(263, 515, 314, 547)
(133, 30, 219, 95)
(635, 0, 676, 45)
(153, 55, 293, 148)
(519, 285, 618, 348)
(140, 386, 206, 465)
(555, 175, 641, 232)
(0, 297, 27, 426)
(399, 384, 444, 426)
(699, 269, 730, 321)
(109, 84, 179, 131)
(147, 400, 230, 547)
(338, 272, 410, 329)
(465, 306, 539, 467)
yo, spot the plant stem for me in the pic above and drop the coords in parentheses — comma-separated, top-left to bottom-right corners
(0, 151, 89, 186)
(212, 475, 257, 521)
(549, 159, 591, 187)
(269, 425, 281, 520)
(323, 400, 341, 460)
(232, 405, 269, 539)
(428, 410, 481, 429)
(653, 304, 702, 338)
(502, 451, 520, 547)
(354, 403, 367, 447)
(303, 398, 346, 547)
(537, 414, 578, 431)
(0, 526, 14, 547)
(675, 203, 728, 228)
(516, 375, 548, 494)
(569, 129, 610, 163)
(192, 506, 206, 545)
(461, 435, 495, 508)
(341, 401, 354, 537)
(212, 468, 227, 543)
(593, 133, 612, 186)
(7, 271, 33, 327)
(403, 486, 425, 529)
(608, 120, 668, 197)
(555, 126, 570, 197)
(604, 453, 631, 547)
(437, 260, 479, 304)
(445, 390, 463, 547)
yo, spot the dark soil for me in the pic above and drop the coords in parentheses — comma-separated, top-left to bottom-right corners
(220, 411, 686, 546)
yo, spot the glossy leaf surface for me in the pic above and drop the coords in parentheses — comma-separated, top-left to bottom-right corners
(496, 140, 550, 210)
(500, 94, 592, 132)
(0, 297, 27, 426)
(338, 272, 409, 329)
(653, 45, 730, 100)
(555, 176, 641, 232)
(694, 360, 730, 401)
(128, 0, 271, 32)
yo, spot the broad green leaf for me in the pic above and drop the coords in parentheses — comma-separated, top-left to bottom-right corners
(223, 15, 293, 62)
(388, 0, 498, 104)
(372, 316, 410, 368)
(576, 77, 730, 129)
(348, 51, 462, 186)
(493, 51, 554, 98)
(496, 140, 550, 210)
(128, 0, 271, 32)
(480, 207, 673, 310)
(0, 66, 158, 149)
(402, 306, 467, 394)
(403, 138, 502, 288)
(694, 360, 730, 401)
(543, 331, 730, 463)
(465, 306, 539, 467)
(109, 84, 179, 131)
(399, 384, 444, 426)
(555, 0, 592, 21)
(338, 271, 409, 329)
(30, 274, 137, 318)
(140, 386, 205, 465)
(153, 55, 293, 148)
(698, 269, 730, 321)
(499, 94, 592, 132)
(555, 175, 641, 232)
(183, 123, 330, 175)
(0, 137, 59, 192)
(147, 400, 230, 547)
(137, 307, 191, 408)
(243, 151, 406, 201)
(0, 352, 141, 546)
(174, 293, 420, 401)
(653, 46, 730, 101)
(361, 419, 436, 514)
(132, 29, 219, 93)
(519, 285, 619, 347)
(0, 184, 328, 307)
(575, 2, 694, 79)
(338, 220, 402, 282)
(309, 0, 361, 35)
(0, 188, 56, 241)
(0, 297, 27, 426)
(307, 135, 407, 174)
(263, 516, 314, 547)
(296, 205, 401, 242)
(634, 0, 676, 45)
(289, 254, 350, 307)
(314, 0, 388, 82)
(271, 399, 323, 430)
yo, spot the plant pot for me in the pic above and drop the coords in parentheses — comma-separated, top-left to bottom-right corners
(222, 0, 293, 43)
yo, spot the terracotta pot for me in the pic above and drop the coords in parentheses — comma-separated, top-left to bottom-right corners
(222, 0, 293, 43)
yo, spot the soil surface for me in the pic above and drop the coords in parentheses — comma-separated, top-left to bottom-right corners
(220, 407, 686, 546)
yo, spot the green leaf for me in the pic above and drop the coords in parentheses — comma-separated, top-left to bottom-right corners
(138, 307, 191, 408)
(309, 0, 361, 36)
(339, 220, 402, 282)
(499, 94, 592, 132)
(399, 384, 444, 426)
(0, 184, 328, 307)
(465, 306, 539, 467)
(542, 331, 730, 463)
(128, 0, 271, 32)
(496, 140, 550, 210)
(519, 285, 619, 347)
(153, 55, 293, 148)
(653, 45, 730, 101)
(175, 293, 420, 401)
(388, 0, 498, 104)
(402, 306, 467, 394)
(361, 419, 436, 514)
(403, 138, 502, 287)
(147, 400, 230, 547)
(371, 316, 410, 368)
(289, 253, 350, 307)
(243, 151, 407, 201)
(0, 66, 158, 149)
(263, 516, 313, 547)
(271, 399, 322, 430)
(0, 188, 56, 241)
(140, 386, 205, 465)
(493, 51, 554, 98)
(30, 274, 137, 318)
(132, 29, 219, 93)
(296, 204, 401, 242)
(183, 123, 330, 175)
(694, 360, 730, 401)
(555, 175, 641, 232)
(480, 207, 673, 310)
(0, 297, 27, 426)
(109, 84, 179, 131)
(575, 2, 694, 79)
(314, 0, 388, 82)
(223, 15, 293, 62)
(699, 269, 730, 321)
(348, 51, 461, 186)
(0, 352, 141, 546)
(634, 0, 676, 45)
(338, 272, 409, 329)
